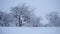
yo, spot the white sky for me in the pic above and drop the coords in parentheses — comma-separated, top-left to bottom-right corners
(0, 0, 60, 24)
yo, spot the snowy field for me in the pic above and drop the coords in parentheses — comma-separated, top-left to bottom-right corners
(0, 27, 60, 34)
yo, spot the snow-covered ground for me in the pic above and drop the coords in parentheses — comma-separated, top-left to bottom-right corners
(0, 27, 60, 34)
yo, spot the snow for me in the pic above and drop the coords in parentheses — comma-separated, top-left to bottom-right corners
(0, 27, 60, 34)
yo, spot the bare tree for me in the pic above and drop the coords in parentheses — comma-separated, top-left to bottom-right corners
(46, 11, 60, 27)
(11, 4, 34, 27)
(0, 11, 10, 26)
(0, 11, 16, 27)
(11, 4, 42, 27)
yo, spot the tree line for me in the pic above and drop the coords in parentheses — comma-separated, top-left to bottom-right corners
(0, 4, 60, 27)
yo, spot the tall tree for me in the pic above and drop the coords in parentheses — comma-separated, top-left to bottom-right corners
(11, 4, 34, 27)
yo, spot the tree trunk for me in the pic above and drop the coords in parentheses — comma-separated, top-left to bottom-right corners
(19, 16, 22, 27)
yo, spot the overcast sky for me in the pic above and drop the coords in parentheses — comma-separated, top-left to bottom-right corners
(0, 0, 60, 24)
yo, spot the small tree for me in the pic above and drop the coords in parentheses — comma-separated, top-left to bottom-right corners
(0, 11, 10, 26)
(0, 11, 15, 27)
(0, 11, 4, 26)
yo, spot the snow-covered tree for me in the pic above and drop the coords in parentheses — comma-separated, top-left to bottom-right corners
(0, 11, 16, 27)
(0, 11, 10, 26)
(11, 4, 35, 27)
(0, 11, 5, 26)
(46, 11, 60, 27)
(11, 4, 42, 27)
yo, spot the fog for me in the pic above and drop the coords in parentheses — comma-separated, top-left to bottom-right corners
(0, 0, 60, 24)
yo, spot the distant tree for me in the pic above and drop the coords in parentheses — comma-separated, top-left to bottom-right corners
(32, 17, 43, 27)
(0, 11, 15, 27)
(44, 23, 53, 27)
(0, 11, 4, 26)
(0, 11, 10, 26)
(23, 17, 43, 27)
(46, 11, 60, 27)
